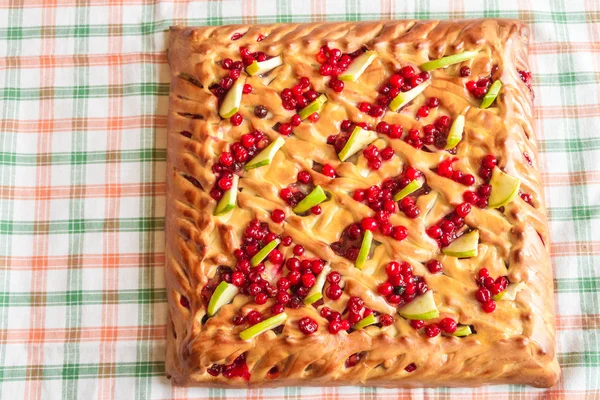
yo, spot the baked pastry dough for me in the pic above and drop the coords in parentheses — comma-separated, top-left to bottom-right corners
(165, 19, 560, 388)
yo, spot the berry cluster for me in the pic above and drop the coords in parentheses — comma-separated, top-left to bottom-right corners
(374, 120, 404, 139)
(315, 45, 364, 79)
(278, 173, 326, 214)
(416, 96, 440, 119)
(410, 317, 458, 338)
(327, 121, 393, 170)
(207, 353, 250, 380)
(209, 131, 271, 201)
(376, 261, 428, 306)
(373, 66, 430, 109)
(298, 316, 318, 335)
(475, 268, 508, 313)
(422, 115, 455, 150)
(436, 157, 476, 186)
(466, 77, 492, 99)
(352, 167, 426, 220)
(426, 210, 469, 247)
(240, 46, 274, 67)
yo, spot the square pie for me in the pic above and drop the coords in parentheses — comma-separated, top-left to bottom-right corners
(165, 20, 560, 388)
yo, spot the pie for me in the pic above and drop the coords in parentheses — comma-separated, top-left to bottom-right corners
(164, 19, 560, 388)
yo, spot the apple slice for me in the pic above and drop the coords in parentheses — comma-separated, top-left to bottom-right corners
(239, 312, 288, 340)
(420, 51, 479, 71)
(442, 230, 479, 258)
(304, 265, 331, 305)
(245, 55, 283, 76)
(445, 114, 465, 150)
(353, 313, 378, 330)
(452, 325, 473, 337)
(393, 178, 423, 201)
(338, 126, 378, 162)
(339, 51, 378, 82)
(214, 175, 239, 216)
(493, 282, 525, 301)
(244, 137, 285, 170)
(298, 94, 327, 119)
(355, 229, 373, 270)
(250, 238, 280, 266)
(480, 80, 502, 109)
(398, 290, 439, 320)
(207, 281, 239, 316)
(293, 185, 327, 214)
(389, 80, 430, 112)
(219, 77, 246, 119)
(488, 167, 520, 208)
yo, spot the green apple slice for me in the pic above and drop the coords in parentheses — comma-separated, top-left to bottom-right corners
(493, 282, 525, 301)
(389, 80, 430, 112)
(445, 114, 465, 150)
(420, 51, 479, 71)
(250, 238, 280, 266)
(245, 55, 283, 76)
(339, 51, 378, 82)
(338, 126, 378, 162)
(214, 175, 239, 216)
(480, 80, 502, 109)
(239, 312, 288, 340)
(298, 94, 327, 119)
(219, 77, 246, 119)
(207, 281, 239, 316)
(353, 313, 378, 330)
(244, 137, 285, 170)
(355, 229, 373, 270)
(393, 178, 423, 201)
(488, 167, 520, 208)
(452, 325, 473, 337)
(398, 290, 439, 320)
(442, 230, 479, 258)
(293, 185, 327, 214)
(304, 265, 331, 305)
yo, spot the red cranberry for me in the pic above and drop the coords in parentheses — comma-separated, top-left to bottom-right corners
(392, 226, 408, 241)
(231, 271, 245, 287)
(361, 217, 378, 232)
(219, 152, 234, 167)
(459, 66, 471, 77)
(426, 97, 440, 108)
(328, 320, 342, 334)
(322, 164, 336, 178)
(410, 319, 424, 329)
(439, 318, 457, 333)
(400, 66, 415, 78)
(268, 249, 283, 265)
(358, 102, 371, 113)
(254, 292, 268, 305)
(482, 300, 496, 313)
(247, 310, 263, 325)
(466, 80, 477, 91)
(327, 271, 341, 284)
(386, 261, 400, 276)
(455, 202, 471, 217)
(478, 184, 492, 197)
(520, 193, 533, 204)
(230, 112, 243, 126)
(425, 323, 441, 338)
(426, 225, 442, 239)
(271, 303, 285, 315)
(482, 154, 497, 169)
(271, 209, 285, 223)
(287, 270, 301, 285)
(298, 317, 318, 335)
(426, 260, 442, 274)
(404, 363, 417, 373)
(461, 174, 475, 186)
(463, 191, 479, 204)
(478, 268, 489, 278)
(378, 282, 393, 296)
(242, 83, 252, 94)
(293, 245, 304, 256)
(278, 123, 292, 136)
(326, 284, 343, 300)
(479, 167, 492, 181)
(476, 287, 491, 303)
(417, 106, 430, 118)
(378, 314, 393, 326)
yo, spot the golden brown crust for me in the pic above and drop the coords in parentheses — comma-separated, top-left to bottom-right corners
(165, 20, 559, 388)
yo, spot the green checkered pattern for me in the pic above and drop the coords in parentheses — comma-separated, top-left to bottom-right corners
(0, 0, 598, 398)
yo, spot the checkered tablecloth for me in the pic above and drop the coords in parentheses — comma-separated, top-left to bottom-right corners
(1, 0, 599, 398)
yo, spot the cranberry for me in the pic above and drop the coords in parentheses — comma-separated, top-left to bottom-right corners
(404, 363, 417, 373)
(231, 271, 245, 287)
(463, 191, 479, 204)
(410, 319, 424, 329)
(377, 281, 393, 296)
(298, 317, 318, 335)
(322, 164, 336, 178)
(328, 320, 342, 334)
(479, 167, 492, 181)
(417, 106, 430, 118)
(271, 303, 285, 315)
(326, 284, 343, 300)
(386, 261, 400, 276)
(360, 217, 377, 232)
(287, 270, 301, 285)
(521, 193, 533, 205)
(301, 273, 316, 288)
(426, 260, 442, 274)
(455, 202, 471, 218)
(327, 271, 341, 284)
(271, 209, 285, 223)
(293, 245, 304, 256)
(278, 123, 292, 136)
(425, 323, 441, 338)
(230, 112, 243, 126)
(319, 63, 333, 76)
(400, 66, 415, 78)
(358, 102, 371, 113)
(461, 174, 475, 186)
(482, 300, 496, 313)
(459, 66, 471, 77)
(390, 225, 407, 241)
(426, 97, 440, 108)
(254, 292, 268, 305)
(482, 154, 497, 169)
(281, 235, 293, 246)
(247, 310, 263, 325)
(476, 287, 491, 303)
(268, 249, 283, 265)
(472, 86, 487, 98)
(219, 152, 234, 167)
(438, 318, 457, 333)
(426, 225, 442, 239)
(379, 314, 393, 326)
(478, 184, 492, 197)
(466, 80, 477, 91)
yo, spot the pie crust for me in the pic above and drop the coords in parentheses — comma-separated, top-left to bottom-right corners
(165, 20, 560, 388)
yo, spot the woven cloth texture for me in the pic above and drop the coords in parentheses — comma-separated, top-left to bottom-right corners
(0, 0, 599, 399)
